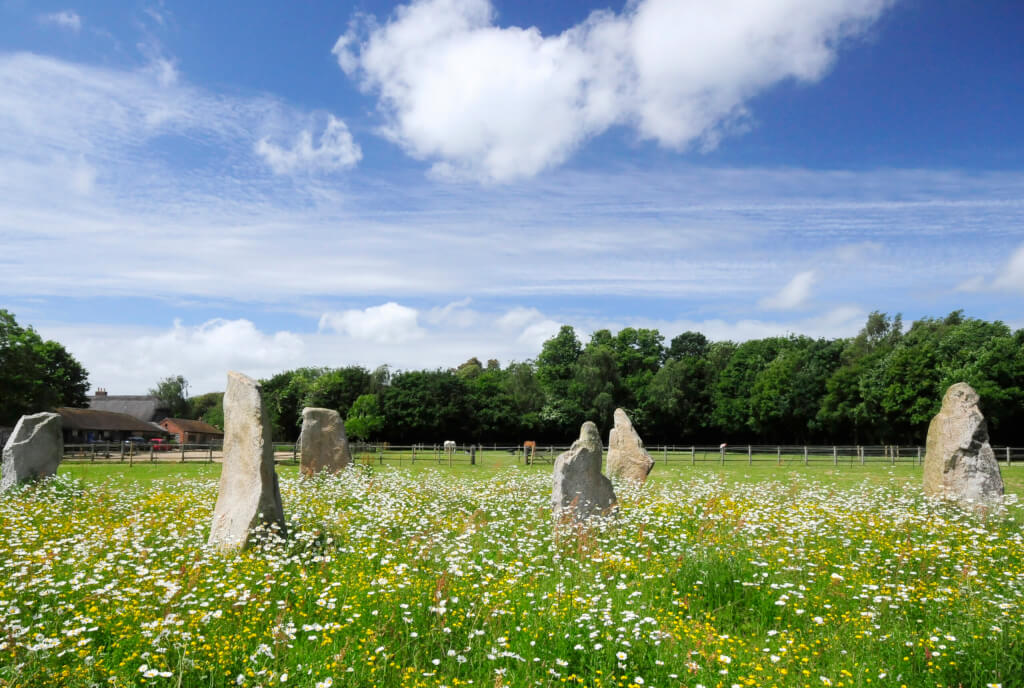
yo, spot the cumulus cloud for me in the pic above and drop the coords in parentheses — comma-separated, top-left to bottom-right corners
(335, 0, 893, 181)
(759, 270, 818, 310)
(39, 10, 82, 32)
(40, 318, 304, 395)
(41, 305, 871, 394)
(255, 115, 362, 175)
(319, 302, 425, 343)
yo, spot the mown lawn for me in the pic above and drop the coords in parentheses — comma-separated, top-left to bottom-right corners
(2, 461, 1021, 687)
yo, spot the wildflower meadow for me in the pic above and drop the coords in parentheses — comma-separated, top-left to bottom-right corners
(1, 465, 1021, 688)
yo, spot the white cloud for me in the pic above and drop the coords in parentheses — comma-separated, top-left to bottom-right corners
(335, 0, 893, 181)
(954, 242, 1024, 293)
(759, 270, 818, 310)
(38, 305, 870, 394)
(319, 302, 425, 343)
(40, 319, 304, 395)
(992, 243, 1024, 292)
(255, 115, 362, 175)
(39, 10, 82, 32)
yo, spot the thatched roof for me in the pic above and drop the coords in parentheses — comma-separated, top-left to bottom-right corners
(57, 407, 167, 434)
(89, 395, 169, 422)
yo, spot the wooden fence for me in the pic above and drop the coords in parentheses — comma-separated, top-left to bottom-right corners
(59, 442, 1024, 467)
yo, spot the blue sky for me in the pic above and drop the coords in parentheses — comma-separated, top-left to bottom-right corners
(1, 0, 1023, 394)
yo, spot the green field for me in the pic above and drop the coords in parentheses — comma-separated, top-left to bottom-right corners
(2, 460, 1021, 687)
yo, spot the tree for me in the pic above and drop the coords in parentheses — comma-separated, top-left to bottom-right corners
(260, 367, 324, 441)
(189, 392, 224, 429)
(748, 337, 842, 442)
(711, 337, 787, 439)
(667, 331, 709, 360)
(303, 366, 373, 418)
(150, 375, 191, 419)
(0, 310, 89, 425)
(455, 357, 484, 380)
(345, 393, 385, 441)
(641, 355, 713, 442)
(380, 370, 470, 443)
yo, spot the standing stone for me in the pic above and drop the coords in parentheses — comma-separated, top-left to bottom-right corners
(298, 407, 351, 476)
(606, 408, 654, 483)
(923, 382, 1004, 506)
(209, 371, 287, 550)
(552, 421, 617, 521)
(1, 412, 62, 492)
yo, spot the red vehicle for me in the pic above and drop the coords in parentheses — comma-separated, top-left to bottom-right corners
(150, 438, 173, 451)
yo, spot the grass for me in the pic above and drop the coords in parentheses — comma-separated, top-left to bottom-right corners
(2, 459, 1022, 687)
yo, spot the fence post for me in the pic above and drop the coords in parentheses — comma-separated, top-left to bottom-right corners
(208, 445, 213, 463)
(803, 446, 808, 466)
(859, 446, 864, 465)
(833, 446, 837, 466)
(720, 446, 725, 466)
(893, 445, 898, 466)
(180, 443, 186, 463)
(691, 446, 695, 465)
(149, 446, 154, 463)
(1007, 446, 1012, 466)
(748, 445, 752, 465)
(119, 442, 125, 462)
(663, 445, 667, 464)
(777, 446, 781, 465)
(916, 446, 921, 466)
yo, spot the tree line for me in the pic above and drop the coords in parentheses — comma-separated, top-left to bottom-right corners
(161, 310, 1024, 446)
(5, 307, 1022, 446)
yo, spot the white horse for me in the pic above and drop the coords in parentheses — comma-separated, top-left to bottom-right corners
(443, 440, 456, 456)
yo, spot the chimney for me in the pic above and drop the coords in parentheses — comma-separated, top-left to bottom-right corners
(94, 388, 108, 397)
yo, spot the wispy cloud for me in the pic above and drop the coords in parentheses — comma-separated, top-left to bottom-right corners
(38, 10, 81, 32)
(760, 270, 818, 310)
(336, 0, 894, 182)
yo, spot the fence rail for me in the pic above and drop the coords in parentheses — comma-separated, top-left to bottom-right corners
(59, 442, 1024, 468)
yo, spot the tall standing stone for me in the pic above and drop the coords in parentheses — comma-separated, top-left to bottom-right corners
(923, 382, 1004, 506)
(298, 407, 352, 476)
(1, 412, 62, 492)
(209, 371, 287, 550)
(606, 408, 654, 483)
(552, 421, 617, 521)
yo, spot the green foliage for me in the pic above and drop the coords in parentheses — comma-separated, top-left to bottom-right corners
(303, 366, 373, 418)
(344, 393, 384, 441)
(0, 309, 89, 425)
(380, 370, 471, 443)
(231, 310, 1024, 445)
(189, 392, 224, 429)
(149, 375, 191, 419)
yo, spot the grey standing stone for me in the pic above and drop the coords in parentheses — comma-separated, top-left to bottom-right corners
(209, 371, 287, 550)
(606, 408, 654, 484)
(552, 421, 617, 521)
(298, 407, 352, 476)
(1, 412, 62, 492)
(923, 382, 1004, 507)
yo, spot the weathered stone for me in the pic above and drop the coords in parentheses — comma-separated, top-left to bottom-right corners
(552, 421, 617, 521)
(1, 412, 62, 492)
(606, 408, 654, 483)
(923, 382, 1004, 506)
(209, 371, 287, 550)
(298, 407, 351, 476)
